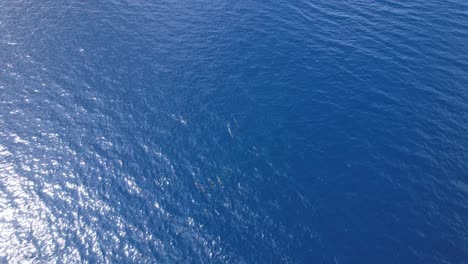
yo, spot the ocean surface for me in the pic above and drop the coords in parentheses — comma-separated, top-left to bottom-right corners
(1, 0, 468, 263)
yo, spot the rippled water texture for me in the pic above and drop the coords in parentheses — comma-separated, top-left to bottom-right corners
(1, 0, 468, 263)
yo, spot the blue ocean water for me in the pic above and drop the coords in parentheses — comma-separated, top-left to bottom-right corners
(1, 0, 468, 263)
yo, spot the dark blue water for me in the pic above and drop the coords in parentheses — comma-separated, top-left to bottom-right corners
(1, 0, 468, 263)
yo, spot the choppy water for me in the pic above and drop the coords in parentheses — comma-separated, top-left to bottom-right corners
(1, 0, 468, 263)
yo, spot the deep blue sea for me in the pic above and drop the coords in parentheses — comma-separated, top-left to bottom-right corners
(1, 0, 468, 263)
